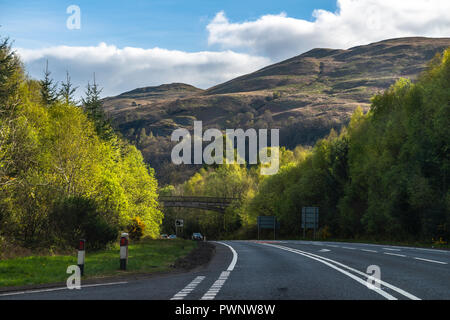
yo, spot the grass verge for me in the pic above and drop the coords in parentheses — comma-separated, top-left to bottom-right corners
(0, 238, 196, 288)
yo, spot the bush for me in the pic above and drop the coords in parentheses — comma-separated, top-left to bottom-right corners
(128, 216, 146, 240)
(50, 196, 119, 250)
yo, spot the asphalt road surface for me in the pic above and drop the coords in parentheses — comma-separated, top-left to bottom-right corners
(1, 240, 449, 300)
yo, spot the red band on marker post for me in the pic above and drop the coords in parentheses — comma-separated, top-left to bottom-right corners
(120, 233, 129, 270)
(77, 239, 86, 276)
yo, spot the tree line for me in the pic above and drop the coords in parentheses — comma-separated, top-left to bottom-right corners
(0, 38, 162, 250)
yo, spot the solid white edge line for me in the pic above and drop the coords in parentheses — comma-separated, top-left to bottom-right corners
(0, 281, 128, 297)
(264, 244, 396, 300)
(199, 242, 238, 301)
(263, 243, 421, 300)
(413, 257, 447, 265)
(215, 241, 238, 271)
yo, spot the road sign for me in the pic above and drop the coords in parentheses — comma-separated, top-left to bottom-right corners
(302, 207, 319, 239)
(175, 219, 184, 227)
(301, 207, 319, 228)
(257, 216, 279, 240)
(257, 216, 279, 229)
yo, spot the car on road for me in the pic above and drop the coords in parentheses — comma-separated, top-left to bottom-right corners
(160, 234, 168, 239)
(168, 234, 177, 239)
(192, 233, 203, 241)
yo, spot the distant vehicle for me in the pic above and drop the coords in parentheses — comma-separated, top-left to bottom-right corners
(192, 233, 203, 241)
(160, 234, 168, 239)
(168, 234, 177, 239)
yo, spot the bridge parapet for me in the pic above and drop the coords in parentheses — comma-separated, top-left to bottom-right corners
(159, 196, 239, 213)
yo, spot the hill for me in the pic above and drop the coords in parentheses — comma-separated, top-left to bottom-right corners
(102, 37, 450, 185)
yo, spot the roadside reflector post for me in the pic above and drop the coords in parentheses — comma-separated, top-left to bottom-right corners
(77, 239, 86, 276)
(120, 233, 129, 270)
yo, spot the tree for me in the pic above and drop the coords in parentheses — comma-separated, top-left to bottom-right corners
(0, 37, 23, 116)
(59, 70, 78, 105)
(39, 60, 58, 106)
(82, 74, 113, 140)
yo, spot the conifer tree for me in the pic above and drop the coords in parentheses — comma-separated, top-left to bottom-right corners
(59, 70, 78, 105)
(82, 73, 114, 140)
(39, 60, 58, 106)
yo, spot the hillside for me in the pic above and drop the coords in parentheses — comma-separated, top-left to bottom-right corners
(102, 37, 450, 185)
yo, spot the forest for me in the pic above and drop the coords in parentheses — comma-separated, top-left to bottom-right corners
(0, 38, 162, 251)
(163, 49, 450, 243)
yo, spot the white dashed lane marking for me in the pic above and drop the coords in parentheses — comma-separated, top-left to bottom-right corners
(413, 257, 447, 265)
(170, 276, 205, 300)
(201, 271, 230, 300)
(199, 241, 238, 300)
(361, 249, 378, 253)
(384, 252, 406, 257)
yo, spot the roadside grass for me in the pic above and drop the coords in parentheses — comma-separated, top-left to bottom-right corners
(0, 238, 196, 288)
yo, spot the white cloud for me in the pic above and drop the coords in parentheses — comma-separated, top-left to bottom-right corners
(207, 0, 450, 60)
(17, 43, 270, 97)
(16, 0, 450, 97)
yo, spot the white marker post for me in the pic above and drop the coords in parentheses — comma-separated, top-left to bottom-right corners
(120, 233, 129, 270)
(77, 239, 86, 276)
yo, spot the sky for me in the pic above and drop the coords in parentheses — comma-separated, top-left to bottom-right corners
(1, 0, 450, 97)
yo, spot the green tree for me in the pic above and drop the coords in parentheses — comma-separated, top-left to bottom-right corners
(59, 70, 78, 105)
(82, 74, 114, 140)
(39, 60, 58, 106)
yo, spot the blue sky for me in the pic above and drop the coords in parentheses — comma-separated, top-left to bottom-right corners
(1, 0, 449, 97)
(1, 0, 337, 50)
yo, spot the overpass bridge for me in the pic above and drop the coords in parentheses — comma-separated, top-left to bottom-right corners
(159, 196, 239, 213)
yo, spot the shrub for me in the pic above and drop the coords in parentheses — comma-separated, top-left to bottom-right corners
(50, 196, 119, 250)
(128, 216, 146, 240)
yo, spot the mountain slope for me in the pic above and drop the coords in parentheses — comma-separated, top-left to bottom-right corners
(102, 37, 450, 185)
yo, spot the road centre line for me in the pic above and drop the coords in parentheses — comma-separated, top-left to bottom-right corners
(201, 271, 230, 300)
(384, 252, 406, 257)
(361, 249, 378, 253)
(383, 248, 401, 251)
(171, 276, 205, 300)
(198, 241, 238, 300)
(262, 243, 421, 300)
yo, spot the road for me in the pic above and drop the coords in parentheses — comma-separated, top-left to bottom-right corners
(1, 240, 449, 300)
